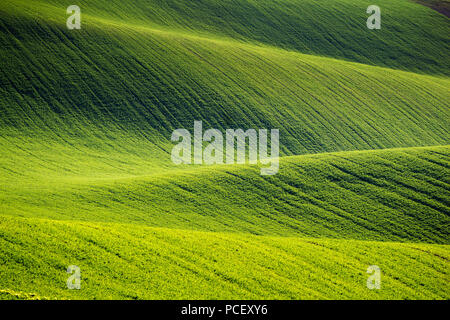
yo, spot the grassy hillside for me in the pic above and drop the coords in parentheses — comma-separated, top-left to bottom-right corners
(1, 0, 449, 171)
(0, 145, 449, 299)
(5, 0, 449, 75)
(0, 0, 448, 300)
(1, 146, 449, 243)
(0, 215, 448, 300)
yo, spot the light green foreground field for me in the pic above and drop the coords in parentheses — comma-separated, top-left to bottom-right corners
(0, 0, 449, 299)
(1, 215, 449, 300)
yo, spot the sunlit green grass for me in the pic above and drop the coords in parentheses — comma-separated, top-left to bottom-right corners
(0, 215, 448, 300)
(7, 0, 449, 75)
(1, 146, 449, 243)
(1, 0, 449, 163)
(0, 0, 448, 300)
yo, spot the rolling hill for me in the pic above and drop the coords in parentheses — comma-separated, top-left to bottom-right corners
(0, 0, 448, 299)
(1, 146, 449, 243)
(1, 215, 448, 300)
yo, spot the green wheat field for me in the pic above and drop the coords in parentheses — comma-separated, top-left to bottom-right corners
(0, 0, 449, 299)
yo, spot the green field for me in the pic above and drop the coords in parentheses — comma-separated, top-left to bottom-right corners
(0, 0, 449, 299)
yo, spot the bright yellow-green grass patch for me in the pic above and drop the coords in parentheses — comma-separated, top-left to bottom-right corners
(0, 215, 448, 300)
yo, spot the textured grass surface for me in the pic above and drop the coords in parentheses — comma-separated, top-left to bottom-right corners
(1, 146, 449, 243)
(1, 0, 449, 173)
(0, 0, 449, 300)
(0, 146, 448, 299)
(0, 215, 449, 300)
(4, 0, 449, 75)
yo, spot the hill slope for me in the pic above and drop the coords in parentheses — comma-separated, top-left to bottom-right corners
(1, 146, 449, 243)
(0, 0, 448, 300)
(1, 0, 449, 169)
(0, 215, 449, 300)
(5, 0, 449, 75)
